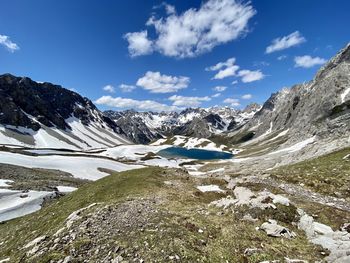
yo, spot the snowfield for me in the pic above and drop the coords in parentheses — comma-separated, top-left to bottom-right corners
(0, 189, 55, 222)
(99, 145, 169, 160)
(0, 152, 143, 180)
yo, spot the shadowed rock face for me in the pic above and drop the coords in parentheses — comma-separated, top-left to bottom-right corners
(241, 43, 350, 142)
(0, 74, 123, 134)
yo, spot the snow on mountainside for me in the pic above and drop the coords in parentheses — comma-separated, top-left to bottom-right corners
(0, 74, 130, 149)
(105, 104, 261, 144)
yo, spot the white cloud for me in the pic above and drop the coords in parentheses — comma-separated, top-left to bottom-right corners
(124, 31, 153, 57)
(213, 86, 227, 92)
(119, 84, 136, 92)
(241, 94, 252, 99)
(212, 93, 221, 98)
(294, 55, 327, 68)
(126, 0, 256, 58)
(164, 3, 176, 15)
(95, 95, 179, 112)
(168, 95, 211, 107)
(223, 98, 240, 107)
(265, 31, 306, 54)
(136, 71, 190, 93)
(153, 2, 176, 15)
(0, 34, 19, 52)
(103, 85, 115, 93)
(213, 65, 240, 79)
(205, 57, 235, 71)
(207, 57, 264, 82)
(238, 69, 265, 83)
(277, 55, 287, 60)
(206, 57, 240, 79)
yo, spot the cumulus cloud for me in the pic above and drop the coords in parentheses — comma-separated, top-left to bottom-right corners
(265, 31, 306, 54)
(207, 57, 264, 82)
(294, 55, 327, 68)
(103, 85, 115, 93)
(0, 34, 19, 52)
(237, 69, 265, 83)
(205, 57, 235, 71)
(241, 94, 252, 99)
(212, 93, 221, 98)
(213, 86, 227, 92)
(119, 84, 136, 92)
(125, 0, 256, 58)
(168, 95, 211, 107)
(136, 71, 190, 93)
(213, 65, 240, 79)
(223, 98, 240, 107)
(124, 31, 153, 57)
(231, 80, 238, 85)
(95, 95, 179, 112)
(206, 57, 240, 79)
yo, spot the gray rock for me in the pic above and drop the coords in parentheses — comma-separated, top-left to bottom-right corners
(260, 219, 296, 238)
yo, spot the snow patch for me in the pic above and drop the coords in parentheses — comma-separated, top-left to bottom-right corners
(0, 189, 55, 222)
(341, 87, 350, 103)
(56, 186, 78, 193)
(268, 137, 316, 155)
(0, 179, 14, 188)
(197, 185, 225, 193)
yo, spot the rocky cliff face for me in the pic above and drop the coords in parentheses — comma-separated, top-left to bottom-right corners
(238, 43, 350, 144)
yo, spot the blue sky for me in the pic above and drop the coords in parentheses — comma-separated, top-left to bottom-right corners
(1, 0, 349, 111)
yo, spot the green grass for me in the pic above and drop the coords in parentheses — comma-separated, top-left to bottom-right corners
(271, 147, 350, 199)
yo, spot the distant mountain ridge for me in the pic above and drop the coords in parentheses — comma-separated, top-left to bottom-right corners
(104, 104, 261, 144)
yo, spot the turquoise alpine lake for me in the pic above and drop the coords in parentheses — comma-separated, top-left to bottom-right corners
(157, 147, 233, 160)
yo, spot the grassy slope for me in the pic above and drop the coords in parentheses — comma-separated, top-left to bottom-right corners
(271, 147, 350, 200)
(0, 167, 325, 262)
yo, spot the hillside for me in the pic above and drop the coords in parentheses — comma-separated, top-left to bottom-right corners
(0, 148, 349, 262)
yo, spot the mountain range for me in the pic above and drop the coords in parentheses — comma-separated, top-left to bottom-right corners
(0, 43, 349, 151)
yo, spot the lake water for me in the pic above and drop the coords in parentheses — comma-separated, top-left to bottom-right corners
(157, 147, 233, 160)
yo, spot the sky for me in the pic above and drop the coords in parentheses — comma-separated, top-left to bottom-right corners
(1, 0, 349, 112)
